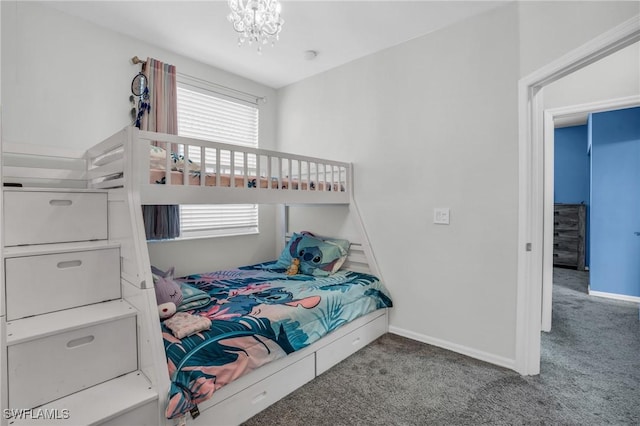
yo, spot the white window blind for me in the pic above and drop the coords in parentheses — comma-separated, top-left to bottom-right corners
(177, 84, 259, 238)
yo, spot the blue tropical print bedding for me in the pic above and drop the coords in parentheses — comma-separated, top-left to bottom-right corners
(163, 262, 392, 419)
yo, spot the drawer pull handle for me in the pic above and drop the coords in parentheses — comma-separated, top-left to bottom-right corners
(67, 335, 95, 349)
(553, 243, 559, 247)
(57, 260, 82, 269)
(352, 337, 361, 346)
(553, 254, 559, 257)
(554, 232, 559, 236)
(49, 199, 73, 206)
(252, 391, 267, 404)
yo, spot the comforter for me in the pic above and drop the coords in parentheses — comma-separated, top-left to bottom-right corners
(163, 262, 392, 418)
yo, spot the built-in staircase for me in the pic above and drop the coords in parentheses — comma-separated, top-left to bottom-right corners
(1, 186, 159, 425)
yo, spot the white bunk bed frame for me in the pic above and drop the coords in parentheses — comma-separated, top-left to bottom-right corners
(1, 126, 389, 426)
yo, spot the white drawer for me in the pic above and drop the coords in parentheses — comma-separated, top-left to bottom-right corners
(8, 316, 137, 409)
(3, 191, 108, 246)
(204, 354, 315, 426)
(98, 400, 159, 426)
(5, 248, 121, 320)
(316, 312, 387, 375)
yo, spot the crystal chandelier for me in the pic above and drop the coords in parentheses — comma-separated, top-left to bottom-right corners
(227, 0, 284, 53)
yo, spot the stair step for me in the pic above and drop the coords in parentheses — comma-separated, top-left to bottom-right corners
(3, 240, 120, 259)
(7, 371, 159, 426)
(6, 300, 136, 346)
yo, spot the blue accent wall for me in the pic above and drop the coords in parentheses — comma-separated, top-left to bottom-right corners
(554, 124, 590, 265)
(589, 106, 640, 298)
(554, 125, 589, 204)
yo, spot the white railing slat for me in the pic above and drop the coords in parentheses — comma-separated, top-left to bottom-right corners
(164, 142, 172, 186)
(216, 149, 221, 187)
(200, 146, 206, 187)
(3, 166, 86, 181)
(87, 159, 124, 180)
(183, 144, 190, 186)
(230, 150, 235, 188)
(243, 152, 248, 188)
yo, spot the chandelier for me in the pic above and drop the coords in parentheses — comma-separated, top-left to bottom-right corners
(227, 0, 284, 53)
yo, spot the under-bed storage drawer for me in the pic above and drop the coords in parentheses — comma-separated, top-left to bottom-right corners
(8, 316, 137, 409)
(5, 248, 121, 320)
(205, 354, 315, 426)
(316, 312, 387, 375)
(3, 191, 108, 246)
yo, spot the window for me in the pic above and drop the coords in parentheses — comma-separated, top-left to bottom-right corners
(176, 83, 259, 238)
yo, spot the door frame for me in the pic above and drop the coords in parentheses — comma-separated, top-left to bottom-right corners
(515, 15, 640, 375)
(541, 95, 640, 332)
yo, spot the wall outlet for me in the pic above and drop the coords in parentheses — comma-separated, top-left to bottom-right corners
(433, 208, 450, 225)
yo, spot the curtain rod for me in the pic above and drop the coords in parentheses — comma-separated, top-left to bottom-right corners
(131, 56, 146, 65)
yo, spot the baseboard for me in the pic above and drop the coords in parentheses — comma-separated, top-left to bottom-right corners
(388, 326, 516, 372)
(588, 288, 640, 304)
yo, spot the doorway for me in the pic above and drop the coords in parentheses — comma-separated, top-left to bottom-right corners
(515, 15, 640, 376)
(541, 96, 640, 332)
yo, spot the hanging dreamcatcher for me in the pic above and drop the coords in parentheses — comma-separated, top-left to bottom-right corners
(130, 57, 150, 128)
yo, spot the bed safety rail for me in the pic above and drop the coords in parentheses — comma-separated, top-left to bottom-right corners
(86, 127, 351, 205)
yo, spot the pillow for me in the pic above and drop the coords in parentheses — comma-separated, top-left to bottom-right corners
(274, 232, 350, 276)
(315, 235, 350, 273)
(170, 152, 201, 173)
(149, 145, 168, 170)
(176, 283, 212, 312)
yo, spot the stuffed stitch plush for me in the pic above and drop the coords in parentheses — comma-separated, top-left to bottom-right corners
(153, 266, 184, 319)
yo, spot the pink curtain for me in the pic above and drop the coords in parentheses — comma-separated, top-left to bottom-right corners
(142, 58, 178, 136)
(141, 58, 180, 240)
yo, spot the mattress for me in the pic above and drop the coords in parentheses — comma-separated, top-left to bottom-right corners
(163, 262, 392, 418)
(149, 169, 345, 191)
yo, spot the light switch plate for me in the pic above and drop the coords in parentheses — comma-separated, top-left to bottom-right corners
(433, 208, 450, 225)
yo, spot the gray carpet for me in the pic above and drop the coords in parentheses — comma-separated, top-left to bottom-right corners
(243, 268, 640, 425)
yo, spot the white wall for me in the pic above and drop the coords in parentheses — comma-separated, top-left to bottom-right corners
(544, 41, 640, 112)
(0, 1, 279, 275)
(518, 1, 639, 78)
(276, 1, 639, 366)
(278, 3, 521, 363)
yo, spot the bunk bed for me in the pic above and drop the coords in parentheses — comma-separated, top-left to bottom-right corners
(1, 126, 391, 426)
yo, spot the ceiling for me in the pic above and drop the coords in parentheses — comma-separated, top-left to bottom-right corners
(44, 1, 506, 89)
